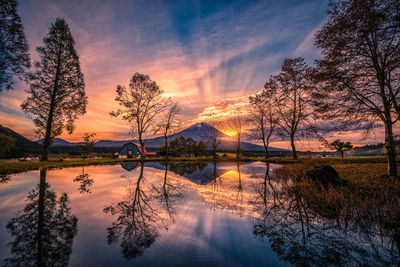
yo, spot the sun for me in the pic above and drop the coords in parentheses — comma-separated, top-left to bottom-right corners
(223, 131, 236, 137)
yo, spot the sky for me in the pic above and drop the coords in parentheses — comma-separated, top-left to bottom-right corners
(0, 0, 389, 150)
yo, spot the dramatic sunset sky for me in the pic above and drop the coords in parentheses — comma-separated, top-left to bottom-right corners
(0, 0, 388, 150)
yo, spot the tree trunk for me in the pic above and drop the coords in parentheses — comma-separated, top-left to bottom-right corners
(384, 120, 397, 178)
(236, 133, 241, 159)
(213, 144, 217, 160)
(164, 134, 169, 160)
(290, 133, 297, 159)
(341, 150, 344, 158)
(41, 91, 57, 161)
(139, 133, 145, 158)
(262, 138, 269, 159)
(41, 44, 62, 162)
(41, 132, 51, 161)
(37, 169, 46, 265)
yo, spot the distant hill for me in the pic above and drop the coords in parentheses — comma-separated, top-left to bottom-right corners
(34, 122, 286, 152)
(0, 125, 42, 157)
(36, 137, 83, 146)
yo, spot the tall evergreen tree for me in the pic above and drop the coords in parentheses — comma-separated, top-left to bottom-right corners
(21, 18, 87, 161)
(0, 0, 30, 92)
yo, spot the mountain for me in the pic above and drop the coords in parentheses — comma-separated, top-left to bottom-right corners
(0, 125, 42, 157)
(144, 122, 284, 151)
(33, 122, 286, 151)
(35, 137, 81, 146)
(95, 140, 132, 147)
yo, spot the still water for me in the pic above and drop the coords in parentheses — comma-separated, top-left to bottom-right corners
(0, 162, 399, 266)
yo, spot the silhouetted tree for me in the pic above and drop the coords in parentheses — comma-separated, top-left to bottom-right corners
(264, 57, 313, 159)
(228, 107, 244, 158)
(77, 132, 96, 158)
(194, 141, 208, 157)
(205, 113, 222, 159)
(163, 136, 206, 157)
(327, 139, 353, 158)
(248, 93, 279, 158)
(21, 18, 87, 161)
(4, 169, 77, 266)
(0, 0, 30, 92)
(155, 103, 180, 159)
(313, 0, 400, 177)
(0, 133, 15, 158)
(110, 73, 169, 157)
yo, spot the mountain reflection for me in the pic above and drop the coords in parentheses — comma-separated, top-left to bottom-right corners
(105, 163, 182, 260)
(252, 164, 400, 266)
(4, 169, 77, 267)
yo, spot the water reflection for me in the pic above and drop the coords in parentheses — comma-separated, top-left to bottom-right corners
(156, 162, 184, 222)
(252, 164, 400, 266)
(73, 166, 94, 194)
(0, 162, 399, 266)
(0, 175, 11, 184)
(104, 163, 183, 260)
(4, 169, 77, 266)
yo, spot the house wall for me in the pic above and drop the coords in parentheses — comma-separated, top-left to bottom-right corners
(119, 143, 141, 155)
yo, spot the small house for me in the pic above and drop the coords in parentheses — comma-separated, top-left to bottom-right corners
(118, 142, 156, 158)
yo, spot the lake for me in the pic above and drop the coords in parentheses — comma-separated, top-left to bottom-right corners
(0, 162, 399, 266)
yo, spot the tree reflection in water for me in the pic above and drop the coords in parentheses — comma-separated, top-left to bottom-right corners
(252, 164, 400, 266)
(0, 175, 11, 184)
(206, 162, 224, 210)
(235, 162, 244, 216)
(155, 162, 183, 223)
(73, 166, 94, 194)
(104, 162, 182, 260)
(4, 168, 77, 267)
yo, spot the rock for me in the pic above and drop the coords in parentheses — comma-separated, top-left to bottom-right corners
(306, 165, 347, 189)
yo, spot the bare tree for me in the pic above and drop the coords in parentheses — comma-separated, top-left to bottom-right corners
(313, 0, 400, 178)
(205, 112, 222, 160)
(264, 57, 312, 159)
(325, 139, 353, 158)
(228, 107, 244, 159)
(248, 93, 279, 159)
(0, 0, 30, 92)
(111, 73, 169, 157)
(21, 19, 87, 161)
(155, 102, 180, 159)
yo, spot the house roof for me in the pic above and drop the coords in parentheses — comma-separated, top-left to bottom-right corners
(119, 141, 155, 155)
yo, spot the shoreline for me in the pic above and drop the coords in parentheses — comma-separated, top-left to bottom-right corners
(0, 156, 397, 176)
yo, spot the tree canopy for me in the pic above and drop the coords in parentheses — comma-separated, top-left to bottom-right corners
(111, 73, 169, 157)
(21, 18, 86, 161)
(0, 0, 30, 92)
(313, 0, 400, 177)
